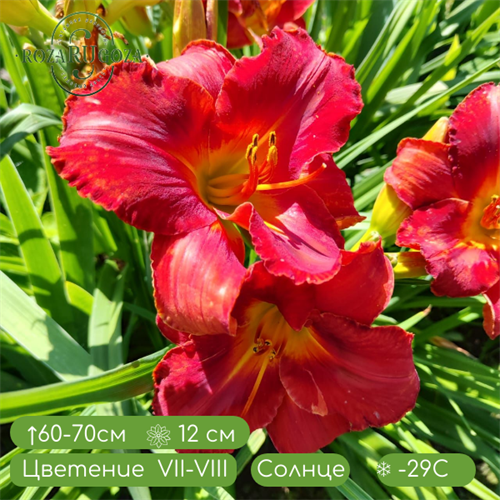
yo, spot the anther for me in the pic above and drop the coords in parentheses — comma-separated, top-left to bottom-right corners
(480, 194, 500, 230)
(266, 145, 278, 169)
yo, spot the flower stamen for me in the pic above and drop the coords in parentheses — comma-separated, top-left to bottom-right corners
(480, 195, 500, 231)
(256, 163, 327, 191)
(206, 132, 326, 207)
(257, 131, 278, 182)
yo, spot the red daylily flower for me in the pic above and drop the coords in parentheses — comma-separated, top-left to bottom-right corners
(226, 0, 315, 49)
(385, 83, 500, 339)
(153, 242, 419, 453)
(47, 28, 363, 335)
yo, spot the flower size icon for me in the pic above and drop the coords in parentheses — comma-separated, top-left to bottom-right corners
(377, 461, 391, 477)
(147, 424, 170, 448)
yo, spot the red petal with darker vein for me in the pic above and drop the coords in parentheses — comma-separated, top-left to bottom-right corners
(483, 282, 500, 340)
(211, 28, 362, 181)
(314, 241, 394, 325)
(267, 395, 350, 453)
(241, 185, 343, 285)
(157, 40, 235, 100)
(385, 138, 457, 211)
(280, 314, 419, 430)
(47, 62, 216, 235)
(152, 334, 285, 432)
(397, 199, 499, 297)
(301, 155, 364, 229)
(449, 83, 500, 201)
(152, 220, 246, 336)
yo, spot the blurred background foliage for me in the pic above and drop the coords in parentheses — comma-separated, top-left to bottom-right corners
(0, 0, 499, 499)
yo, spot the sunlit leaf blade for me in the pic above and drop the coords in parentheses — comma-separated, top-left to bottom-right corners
(0, 347, 169, 422)
(0, 104, 60, 159)
(0, 272, 91, 381)
(0, 155, 75, 333)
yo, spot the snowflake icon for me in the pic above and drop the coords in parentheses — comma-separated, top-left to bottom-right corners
(377, 461, 391, 477)
(146, 424, 170, 448)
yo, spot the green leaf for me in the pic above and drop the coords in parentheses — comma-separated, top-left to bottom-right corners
(0, 24, 32, 103)
(217, 0, 228, 47)
(330, 478, 375, 500)
(89, 261, 127, 375)
(0, 104, 61, 159)
(0, 155, 75, 333)
(390, 7, 500, 121)
(337, 56, 500, 169)
(235, 429, 266, 475)
(0, 271, 91, 381)
(128, 487, 152, 500)
(202, 486, 235, 500)
(0, 346, 169, 422)
(19, 485, 53, 500)
(41, 132, 95, 295)
(66, 281, 94, 317)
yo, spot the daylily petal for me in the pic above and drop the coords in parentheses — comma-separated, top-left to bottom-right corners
(280, 314, 419, 429)
(47, 61, 216, 235)
(397, 199, 499, 297)
(226, 11, 252, 48)
(385, 138, 457, 210)
(314, 241, 394, 325)
(156, 315, 190, 345)
(267, 395, 350, 453)
(211, 28, 362, 181)
(231, 261, 314, 331)
(228, 186, 344, 285)
(157, 40, 235, 100)
(300, 155, 364, 229)
(449, 83, 500, 201)
(483, 283, 500, 340)
(153, 332, 285, 432)
(152, 220, 246, 335)
(274, 0, 315, 25)
(232, 241, 393, 331)
(228, 0, 243, 15)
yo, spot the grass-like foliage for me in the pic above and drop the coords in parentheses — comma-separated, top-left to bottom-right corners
(0, 1, 499, 499)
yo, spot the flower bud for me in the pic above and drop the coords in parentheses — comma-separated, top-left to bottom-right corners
(0, 0, 58, 36)
(63, 0, 98, 31)
(172, 0, 206, 57)
(104, 0, 161, 26)
(121, 6, 155, 37)
(64, 0, 98, 15)
(369, 184, 412, 244)
(205, 0, 217, 41)
(386, 251, 428, 279)
(422, 116, 449, 143)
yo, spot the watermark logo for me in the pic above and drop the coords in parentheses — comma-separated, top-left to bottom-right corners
(20, 11, 141, 96)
